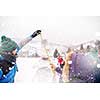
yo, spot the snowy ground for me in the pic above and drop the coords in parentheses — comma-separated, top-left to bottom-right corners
(15, 57, 57, 83)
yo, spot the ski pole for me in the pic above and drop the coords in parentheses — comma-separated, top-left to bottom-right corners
(40, 33, 56, 77)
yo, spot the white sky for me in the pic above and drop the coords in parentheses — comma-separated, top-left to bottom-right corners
(0, 16, 100, 45)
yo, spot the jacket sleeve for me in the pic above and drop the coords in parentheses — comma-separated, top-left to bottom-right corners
(0, 65, 17, 83)
(18, 36, 33, 50)
(0, 69, 3, 79)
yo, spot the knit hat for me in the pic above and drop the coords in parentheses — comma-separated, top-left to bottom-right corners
(0, 35, 18, 54)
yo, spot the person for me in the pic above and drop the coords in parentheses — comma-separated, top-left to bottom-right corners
(0, 30, 41, 83)
(80, 44, 85, 53)
(53, 49, 60, 58)
(62, 48, 73, 83)
(86, 45, 91, 53)
(57, 55, 65, 69)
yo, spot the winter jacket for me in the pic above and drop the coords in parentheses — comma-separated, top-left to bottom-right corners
(0, 64, 18, 83)
(0, 36, 33, 83)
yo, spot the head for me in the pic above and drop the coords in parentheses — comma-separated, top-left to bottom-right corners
(67, 48, 71, 53)
(55, 48, 58, 52)
(80, 44, 84, 50)
(0, 35, 18, 56)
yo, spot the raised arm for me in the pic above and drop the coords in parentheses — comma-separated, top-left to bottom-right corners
(18, 30, 41, 50)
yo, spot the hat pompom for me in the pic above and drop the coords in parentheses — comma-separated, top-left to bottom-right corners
(1, 35, 7, 42)
(1, 35, 11, 43)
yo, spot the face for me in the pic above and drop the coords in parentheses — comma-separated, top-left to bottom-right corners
(12, 49, 17, 56)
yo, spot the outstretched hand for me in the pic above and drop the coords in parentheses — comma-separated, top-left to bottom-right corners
(31, 30, 41, 38)
(36, 30, 41, 34)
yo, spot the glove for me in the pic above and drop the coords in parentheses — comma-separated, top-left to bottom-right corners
(36, 30, 41, 34)
(31, 30, 41, 38)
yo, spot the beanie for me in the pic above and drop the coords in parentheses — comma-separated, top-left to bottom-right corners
(0, 35, 18, 54)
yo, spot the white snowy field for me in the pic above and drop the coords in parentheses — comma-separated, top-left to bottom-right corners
(15, 57, 55, 83)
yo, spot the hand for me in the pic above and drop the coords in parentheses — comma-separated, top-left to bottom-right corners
(36, 30, 41, 34)
(31, 30, 41, 38)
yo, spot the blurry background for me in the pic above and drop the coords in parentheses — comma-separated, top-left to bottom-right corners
(0, 16, 100, 45)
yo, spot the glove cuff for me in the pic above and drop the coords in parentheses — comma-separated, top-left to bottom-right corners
(31, 30, 41, 38)
(31, 32, 38, 38)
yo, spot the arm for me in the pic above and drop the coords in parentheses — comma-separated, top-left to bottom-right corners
(18, 30, 41, 50)
(18, 36, 33, 49)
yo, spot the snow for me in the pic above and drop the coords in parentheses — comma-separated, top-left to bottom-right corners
(1, 16, 100, 83)
(15, 57, 55, 83)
